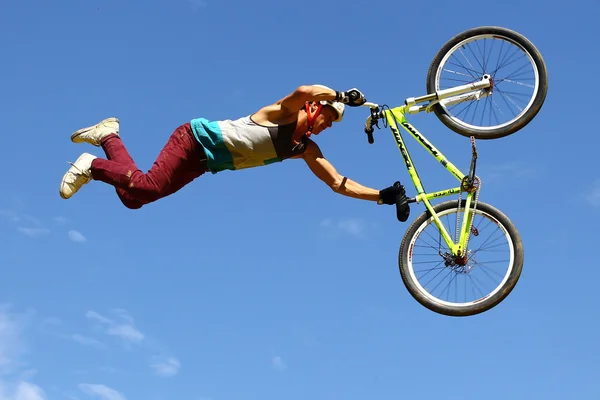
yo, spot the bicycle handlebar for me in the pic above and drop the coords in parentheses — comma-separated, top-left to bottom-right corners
(361, 102, 380, 109)
(360, 102, 383, 144)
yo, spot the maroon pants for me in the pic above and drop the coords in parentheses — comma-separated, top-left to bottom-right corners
(90, 123, 208, 209)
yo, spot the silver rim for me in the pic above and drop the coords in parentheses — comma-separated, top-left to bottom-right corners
(406, 207, 515, 309)
(435, 33, 540, 132)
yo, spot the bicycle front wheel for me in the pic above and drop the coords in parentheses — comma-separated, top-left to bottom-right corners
(398, 200, 524, 316)
(426, 26, 548, 139)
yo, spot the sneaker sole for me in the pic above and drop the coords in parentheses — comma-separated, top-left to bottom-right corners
(71, 117, 119, 146)
(59, 154, 94, 199)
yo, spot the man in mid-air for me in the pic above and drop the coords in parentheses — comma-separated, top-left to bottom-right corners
(59, 84, 407, 214)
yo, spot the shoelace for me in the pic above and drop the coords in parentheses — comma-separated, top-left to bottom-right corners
(65, 161, 91, 183)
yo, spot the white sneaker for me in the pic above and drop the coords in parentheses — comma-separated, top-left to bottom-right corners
(60, 153, 97, 199)
(71, 117, 119, 147)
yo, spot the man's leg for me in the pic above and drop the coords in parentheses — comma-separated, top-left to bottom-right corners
(91, 123, 207, 204)
(99, 133, 145, 209)
(70, 117, 143, 208)
(60, 122, 208, 208)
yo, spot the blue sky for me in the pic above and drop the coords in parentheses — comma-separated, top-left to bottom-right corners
(1, 0, 599, 399)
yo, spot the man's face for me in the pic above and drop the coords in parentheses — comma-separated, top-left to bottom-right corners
(310, 105, 337, 135)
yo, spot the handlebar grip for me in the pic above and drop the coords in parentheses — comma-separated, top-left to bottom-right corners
(348, 90, 360, 102)
(395, 183, 410, 222)
(365, 127, 374, 144)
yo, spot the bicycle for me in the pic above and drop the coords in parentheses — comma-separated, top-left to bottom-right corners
(360, 26, 548, 317)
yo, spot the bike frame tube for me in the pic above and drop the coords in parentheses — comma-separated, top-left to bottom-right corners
(383, 106, 477, 256)
(406, 77, 491, 106)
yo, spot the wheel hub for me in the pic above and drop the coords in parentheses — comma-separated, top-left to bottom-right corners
(440, 251, 471, 270)
(483, 73, 494, 91)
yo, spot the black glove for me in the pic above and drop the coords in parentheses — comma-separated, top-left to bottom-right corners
(379, 181, 410, 222)
(378, 181, 406, 205)
(335, 88, 366, 107)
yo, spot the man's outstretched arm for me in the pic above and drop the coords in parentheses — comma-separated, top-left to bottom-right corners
(276, 85, 367, 113)
(301, 139, 380, 202)
(276, 85, 338, 112)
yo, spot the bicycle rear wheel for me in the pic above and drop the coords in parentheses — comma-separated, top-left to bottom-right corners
(426, 26, 548, 139)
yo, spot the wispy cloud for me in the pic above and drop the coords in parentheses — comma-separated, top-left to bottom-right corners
(337, 218, 364, 236)
(0, 208, 50, 238)
(319, 217, 376, 238)
(0, 201, 86, 241)
(150, 356, 180, 377)
(585, 179, 600, 206)
(0, 304, 46, 400)
(99, 366, 125, 375)
(54, 216, 67, 224)
(84, 309, 180, 376)
(7, 382, 45, 400)
(479, 160, 539, 182)
(17, 227, 50, 237)
(0, 304, 31, 374)
(272, 356, 287, 371)
(86, 310, 144, 345)
(79, 384, 127, 400)
(70, 334, 106, 349)
(0, 209, 21, 223)
(68, 230, 87, 243)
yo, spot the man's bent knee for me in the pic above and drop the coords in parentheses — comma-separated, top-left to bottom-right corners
(128, 171, 169, 202)
(122, 200, 144, 210)
(116, 189, 145, 209)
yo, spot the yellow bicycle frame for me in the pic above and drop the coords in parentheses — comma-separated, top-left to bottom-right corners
(383, 106, 477, 257)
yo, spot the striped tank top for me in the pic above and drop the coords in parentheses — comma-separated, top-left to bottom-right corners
(190, 115, 306, 174)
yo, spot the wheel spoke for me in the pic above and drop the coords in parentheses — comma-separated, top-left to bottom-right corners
(403, 203, 518, 312)
(434, 30, 542, 134)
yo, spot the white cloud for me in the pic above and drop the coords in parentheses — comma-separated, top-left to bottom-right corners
(12, 382, 45, 400)
(337, 218, 364, 236)
(0, 208, 49, 238)
(150, 356, 180, 377)
(319, 217, 374, 238)
(0, 209, 21, 223)
(109, 309, 134, 325)
(0, 304, 46, 400)
(272, 356, 286, 371)
(479, 160, 539, 182)
(320, 218, 332, 227)
(53, 216, 67, 224)
(68, 230, 87, 243)
(585, 179, 600, 206)
(84, 310, 181, 376)
(78, 384, 126, 400)
(98, 366, 124, 375)
(85, 310, 144, 344)
(0, 305, 29, 374)
(70, 334, 105, 349)
(17, 227, 50, 238)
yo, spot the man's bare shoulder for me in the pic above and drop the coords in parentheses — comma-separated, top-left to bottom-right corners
(252, 103, 298, 126)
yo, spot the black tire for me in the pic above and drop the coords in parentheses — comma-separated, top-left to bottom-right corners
(426, 26, 548, 139)
(398, 200, 524, 317)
